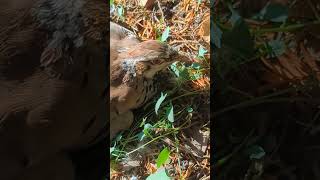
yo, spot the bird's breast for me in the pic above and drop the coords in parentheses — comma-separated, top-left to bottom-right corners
(133, 77, 157, 108)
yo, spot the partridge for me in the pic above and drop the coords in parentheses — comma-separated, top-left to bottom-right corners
(0, 0, 107, 179)
(110, 22, 188, 139)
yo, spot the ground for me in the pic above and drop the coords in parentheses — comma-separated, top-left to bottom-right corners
(214, 0, 320, 179)
(110, 0, 210, 179)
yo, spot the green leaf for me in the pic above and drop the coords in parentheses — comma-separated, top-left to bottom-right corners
(170, 62, 189, 80)
(115, 134, 122, 142)
(110, 147, 115, 154)
(267, 39, 286, 57)
(166, 104, 174, 123)
(110, 0, 114, 5)
(156, 147, 171, 168)
(247, 145, 266, 160)
(260, 3, 288, 22)
(146, 168, 170, 180)
(191, 62, 201, 70)
(161, 27, 170, 42)
(222, 18, 254, 59)
(139, 117, 147, 127)
(138, 123, 153, 141)
(170, 62, 181, 77)
(155, 92, 167, 115)
(137, 131, 145, 141)
(189, 72, 202, 80)
(198, 46, 207, 58)
(187, 107, 193, 113)
(110, 147, 121, 157)
(228, 4, 241, 26)
(117, 5, 124, 17)
(143, 123, 153, 133)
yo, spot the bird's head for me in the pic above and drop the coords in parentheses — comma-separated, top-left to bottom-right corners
(117, 40, 189, 79)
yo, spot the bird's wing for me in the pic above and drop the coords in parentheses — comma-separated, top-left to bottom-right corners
(110, 22, 140, 64)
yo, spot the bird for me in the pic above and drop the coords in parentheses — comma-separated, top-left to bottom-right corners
(0, 0, 107, 179)
(110, 22, 189, 139)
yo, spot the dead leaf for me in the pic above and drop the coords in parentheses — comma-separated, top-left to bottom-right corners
(198, 12, 210, 44)
(261, 44, 320, 83)
(138, 0, 155, 10)
(260, 43, 320, 93)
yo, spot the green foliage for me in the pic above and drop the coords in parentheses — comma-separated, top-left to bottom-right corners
(265, 38, 286, 58)
(156, 147, 171, 168)
(222, 16, 254, 59)
(155, 92, 168, 115)
(138, 123, 154, 141)
(161, 27, 170, 42)
(254, 2, 288, 22)
(170, 61, 205, 81)
(246, 145, 266, 160)
(187, 107, 193, 113)
(198, 46, 208, 58)
(146, 168, 171, 180)
(169, 62, 189, 79)
(166, 103, 175, 123)
(117, 5, 124, 17)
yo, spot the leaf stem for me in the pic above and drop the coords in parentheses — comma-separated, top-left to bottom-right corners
(252, 20, 320, 34)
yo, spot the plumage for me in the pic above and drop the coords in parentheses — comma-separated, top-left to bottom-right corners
(110, 22, 189, 140)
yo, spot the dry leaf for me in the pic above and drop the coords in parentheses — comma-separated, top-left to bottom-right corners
(138, 0, 155, 10)
(260, 43, 320, 93)
(198, 12, 210, 44)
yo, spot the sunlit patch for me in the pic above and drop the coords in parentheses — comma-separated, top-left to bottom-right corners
(191, 76, 210, 90)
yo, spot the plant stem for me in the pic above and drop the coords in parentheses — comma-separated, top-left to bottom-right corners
(213, 97, 320, 118)
(253, 20, 320, 34)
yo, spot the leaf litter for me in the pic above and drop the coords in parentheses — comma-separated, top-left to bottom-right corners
(110, 0, 210, 179)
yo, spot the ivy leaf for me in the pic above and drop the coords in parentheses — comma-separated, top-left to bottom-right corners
(137, 132, 145, 142)
(247, 145, 266, 160)
(161, 27, 170, 42)
(189, 72, 203, 80)
(170, 62, 189, 79)
(261, 3, 288, 22)
(222, 19, 254, 59)
(166, 104, 174, 123)
(228, 4, 241, 26)
(146, 168, 170, 180)
(143, 123, 153, 134)
(110, 147, 115, 154)
(191, 62, 201, 70)
(170, 62, 181, 77)
(156, 147, 171, 168)
(155, 92, 167, 115)
(222, 3, 254, 59)
(138, 123, 153, 141)
(117, 5, 124, 18)
(267, 39, 286, 57)
(187, 107, 193, 113)
(198, 46, 208, 58)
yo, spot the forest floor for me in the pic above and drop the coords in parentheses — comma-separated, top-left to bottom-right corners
(110, 0, 210, 179)
(214, 0, 320, 179)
